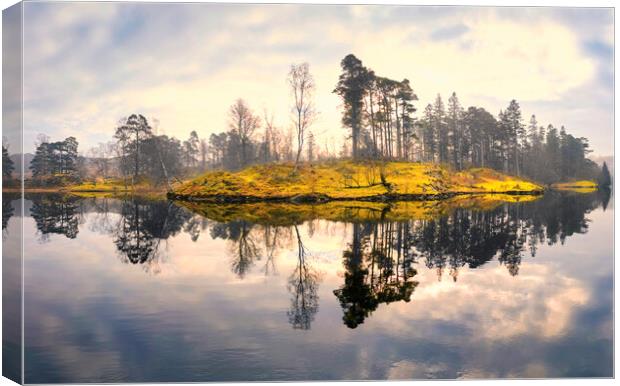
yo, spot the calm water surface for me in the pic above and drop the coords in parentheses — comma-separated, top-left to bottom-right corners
(3, 191, 613, 382)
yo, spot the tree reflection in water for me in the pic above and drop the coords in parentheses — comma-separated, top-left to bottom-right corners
(600, 187, 611, 211)
(287, 226, 321, 330)
(29, 193, 82, 241)
(262, 226, 283, 276)
(113, 198, 191, 273)
(2, 192, 18, 240)
(406, 190, 611, 279)
(27, 194, 193, 271)
(334, 222, 419, 328)
(24, 189, 610, 328)
(210, 221, 261, 278)
(210, 221, 322, 329)
(331, 190, 609, 327)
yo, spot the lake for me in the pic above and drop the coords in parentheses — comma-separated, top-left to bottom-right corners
(3, 190, 613, 382)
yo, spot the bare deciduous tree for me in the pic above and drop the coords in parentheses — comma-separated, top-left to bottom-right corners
(228, 99, 260, 167)
(288, 63, 317, 167)
(88, 141, 115, 179)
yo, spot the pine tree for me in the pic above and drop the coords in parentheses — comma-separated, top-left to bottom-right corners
(544, 125, 561, 183)
(62, 136, 79, 175)
(497, 110, 511, 172)
(183, 130, 200, 168)
(505, 100, 523, 175)
(396, 79, 418, 160)
(447, 92, 463, 169)
(2, 145, 14, 180)
(114, 114, 153, 182)
(422, 104, 436, 162)
(433, 94, 448, 164)
(30, 142, 53, 177)
(598, 162, 612, 188)
(334, 54, 370, 159)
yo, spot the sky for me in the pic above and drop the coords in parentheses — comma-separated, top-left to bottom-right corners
(18, 3, 614, 156)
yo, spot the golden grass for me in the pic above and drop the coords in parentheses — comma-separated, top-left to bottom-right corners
(450, 168, 542, 193)
(68, 181, 130, 192)
(551, 180, 598, 193)
(173, 160, 543, 200)
(63, 178, 169, 199)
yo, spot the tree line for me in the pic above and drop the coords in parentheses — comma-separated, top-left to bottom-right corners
(333, 53, 605, 184)
(17, 53, 610, 187)
(2, 144, 14, 181)
(23, 62, 325, 186)
(207, 63, 321, 171)
(29, 135, 80, 184)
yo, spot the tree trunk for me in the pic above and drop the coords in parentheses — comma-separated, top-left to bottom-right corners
(394, 98, 401, 159)
(351, 106, 359, 159)
(134, 130, 139, 184)
(369, 92, 377, 158)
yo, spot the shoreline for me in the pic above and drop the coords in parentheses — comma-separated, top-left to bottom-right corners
(166, 189, 545, 204)
(3, 187, 168, 199)
(5, 185, 601, 202)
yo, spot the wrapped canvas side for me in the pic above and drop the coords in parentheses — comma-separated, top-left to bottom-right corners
(2, 2, 23, 385)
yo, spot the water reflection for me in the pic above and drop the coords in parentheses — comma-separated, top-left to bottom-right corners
(17, 190, 613, 381)
(410, 192, 593, 279)
(113, 199, 190, 272)
(213, 221, 261, 279)
(2, 192, 17, 235)
(287, 226, 322, 329)
(29, 194, 81, 241)
(20, 190, 609, 328)
(335, 222, 418, 328)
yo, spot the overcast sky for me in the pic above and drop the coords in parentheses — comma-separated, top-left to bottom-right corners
(20, 3, 613, 156)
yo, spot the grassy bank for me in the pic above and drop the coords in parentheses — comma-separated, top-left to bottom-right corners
(67, 179, 162, 192)
(5, 178, 169, 199)
(66, 179, 169, 199)
(550, 180, 598, 193)
(170, 160, 544, 203)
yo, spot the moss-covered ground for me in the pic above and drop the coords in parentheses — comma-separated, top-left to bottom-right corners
(172, 160, 543, 202)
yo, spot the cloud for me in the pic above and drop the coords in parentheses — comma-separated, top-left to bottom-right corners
(430, 24, 470, 41)
(349, 13, 596, 100)
(20, 212, 612, 381)
(367, 262, 590, 342)
(585, 40, 614, 60)
(19, 4, 613, 156)
(388, 360, 448, 380)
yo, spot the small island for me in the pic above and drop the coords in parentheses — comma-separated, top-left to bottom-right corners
(168, 160, 544, 203)
(2, 54, 611, 203)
